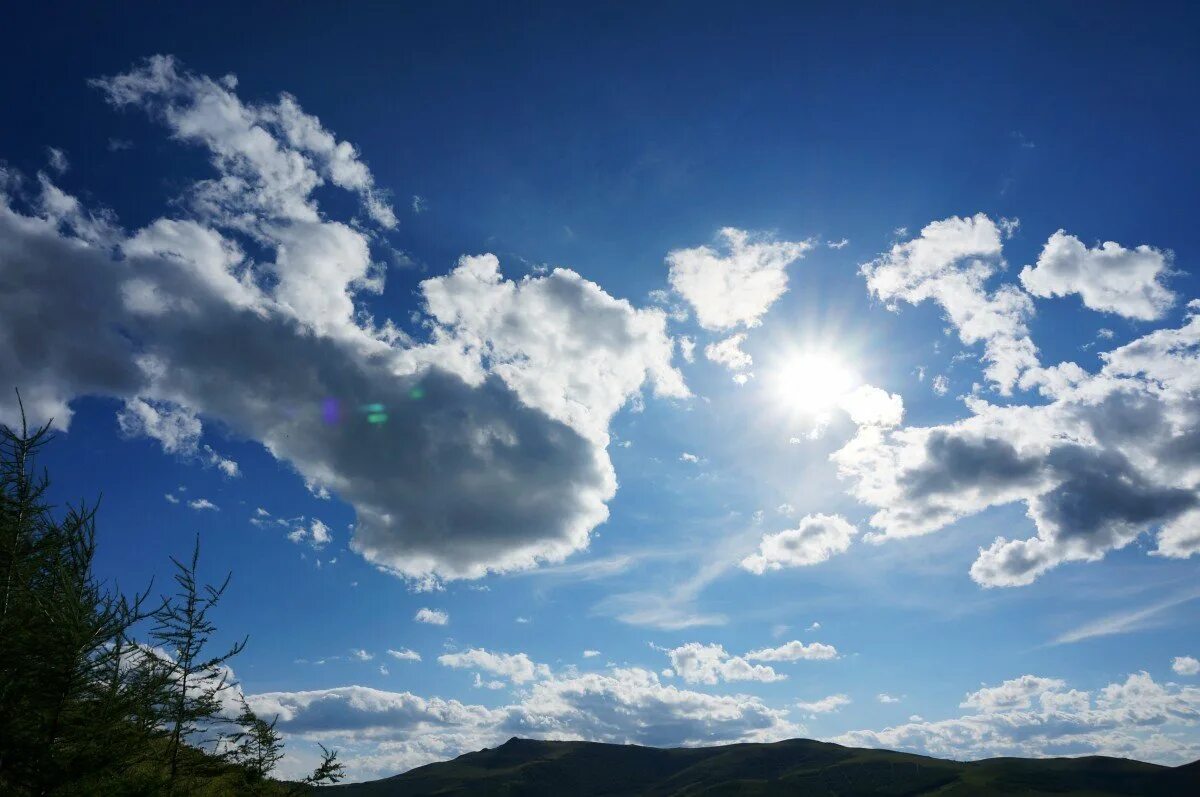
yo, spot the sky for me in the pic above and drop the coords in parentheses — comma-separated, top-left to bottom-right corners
(2, 0, 1200, 781)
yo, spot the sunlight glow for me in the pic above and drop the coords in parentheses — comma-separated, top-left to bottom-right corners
(771, 350, 858, 415)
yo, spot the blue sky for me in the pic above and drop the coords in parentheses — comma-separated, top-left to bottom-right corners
(2, 1, 1199, 780)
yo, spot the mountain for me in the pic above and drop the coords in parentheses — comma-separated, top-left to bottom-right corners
(326, 737, 1200, 796)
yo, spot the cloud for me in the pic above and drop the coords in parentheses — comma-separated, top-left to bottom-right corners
(187, 498, 218, 511)
(741, 514, 858, 574)
(0, 56, 689, 584)
(350, 649, 374, 662)
(287, 518, 333, 550)
(116, 398, 239, 476)
(46, 147, 69, 174)
(437, 648, 550, 684)
(387, 649, 422, 662)
(932, 375, 949, 396)
(877, 693, 901, 704)
(667, 228, 811, 330)
(414, 608, 448, 625)
(1052, 590, 1200, 645)
(661, 643, 785, 685)
(861, 213, 1037, 393)
(795, 694, 850, 714)
(1173, 657, 1199, 676)
(582, 650, 601, 658)
(1020, 231, 1175, 320)
(833, 306, 1200, 586)
(250, 668, 799, 780)
(743, 640, 839, 662)
(837, 386, 904, 428)
(164, 493, 179, 504)
(679, 452, 702, 464)
(836, 671, 1200, 765)
(704, 333, 753, 378)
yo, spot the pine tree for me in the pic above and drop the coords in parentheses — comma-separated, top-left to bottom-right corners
(228, 695, 285, 786)
(0, 402, 163, 793)
(302, 743, 346, 788)
(150, 536, 247, 789)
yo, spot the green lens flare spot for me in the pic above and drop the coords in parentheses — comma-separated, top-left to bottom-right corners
(366, 413, 388, 424)
(409, 387, 425, 400)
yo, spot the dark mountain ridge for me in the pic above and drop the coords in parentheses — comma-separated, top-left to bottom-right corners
(327, 736, 1200, 796)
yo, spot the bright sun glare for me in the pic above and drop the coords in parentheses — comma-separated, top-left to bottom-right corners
(772, 350, 858, 415)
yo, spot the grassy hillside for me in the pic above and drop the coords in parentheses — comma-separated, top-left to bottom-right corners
(327, 737, 1200, 796)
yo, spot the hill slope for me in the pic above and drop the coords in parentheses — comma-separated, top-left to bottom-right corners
(327, 737, 1200, 796)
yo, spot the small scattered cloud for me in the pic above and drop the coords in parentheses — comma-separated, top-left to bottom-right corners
(796, 694, 851, 714)
(414, 608, 448, 625)
(1172, 656, 1199, 676)
(187, 498, 218, 511)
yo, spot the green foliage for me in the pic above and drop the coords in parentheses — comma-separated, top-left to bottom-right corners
(150, 535, 247, 787)
(0, 398, 344, 794)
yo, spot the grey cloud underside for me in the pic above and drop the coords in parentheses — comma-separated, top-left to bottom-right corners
(0, 55, 691, 581)
(835, 306, 1200, 586)
(0, 201, 612, 579)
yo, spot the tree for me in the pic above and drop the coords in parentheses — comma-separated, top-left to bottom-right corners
(150, 536, 247, 788)
(0, 402, 164, 793)
(228, 695, 285, 785)
(302, 743, 346, 788)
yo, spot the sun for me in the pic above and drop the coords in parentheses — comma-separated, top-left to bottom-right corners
(770, 349, 858, 415)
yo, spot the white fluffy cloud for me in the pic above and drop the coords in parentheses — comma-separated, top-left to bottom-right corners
(662, 642, 785, 684)
(0, 56, 689, 583)
(250, 668, 799, 780)
(743, 640, 839, 662)
(741, 514, 858, 574)
(862, 214, 1037, 393)
(287, 518, 332, 550)
(833, 302, 1200, 586)
(387, 649, 421, 662)
(795, 694, 850, 714)
(667, 228, 811, 330)
(704, 333, 753, 381)
(837, 671, 1200, 765)
(414, 608, 448, 626)
(437, 648, 550, 684)
(1174, 656, 1200, 676)
(1020, 231, 1175, 320)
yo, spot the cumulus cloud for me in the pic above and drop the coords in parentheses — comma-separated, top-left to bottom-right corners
(1174, 657, 1200, 676)
(187, 498, 218, 511)
(833, 305, 1200, 586)
(0, 56, 689, 583)
(861, 213, 1037, 393)
(1020, 231, 1175, 320)
(667, 228, 811, 330)
(741, 514, 858, 573)
(582, 650, 601, 658)
(704, 333, 753, 380)
(795, 694, 850, 714)
(743, 640, 839, 662)
(437, 648, 550, 684)
(414, 608, 447, 625)
(877, 693, 901, 704)
(662, 643, 785, 685)
(837, 385, 904, 428)
(251, 667, 798, 780)
(836, 671, 1200, 765)
(387, 649, 421, 662)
